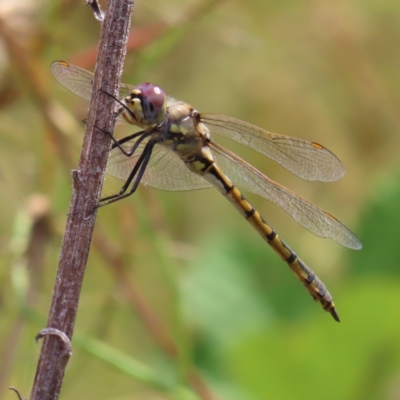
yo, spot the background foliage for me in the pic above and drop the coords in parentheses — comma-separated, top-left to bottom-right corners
(1, 0, 400, 399)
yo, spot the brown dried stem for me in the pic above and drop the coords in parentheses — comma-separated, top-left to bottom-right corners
(29, 1, 134, 399)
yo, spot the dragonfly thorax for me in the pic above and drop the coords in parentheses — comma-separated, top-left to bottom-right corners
(166, 104, 209, 137)
(161, 104, 211, 156)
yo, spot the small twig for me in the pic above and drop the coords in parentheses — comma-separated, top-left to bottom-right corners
(29, 1, 134, 400)
(86, 0, 105, 22)
(36, 328, 73, 360)
(9, 387, 26, 400)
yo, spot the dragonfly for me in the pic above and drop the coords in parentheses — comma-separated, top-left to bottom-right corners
(51, 60, 362, 322)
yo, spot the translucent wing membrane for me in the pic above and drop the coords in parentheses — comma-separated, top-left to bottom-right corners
(210, 142, 362, 250)
(51, 62, 345, 183)
(201, 114, 345, 182)
(50, 61, 135, 101)
(106, 138, 361, 250)
(107, 140, 213, 191)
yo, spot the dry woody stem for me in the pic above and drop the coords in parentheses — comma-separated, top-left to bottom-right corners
(29, 1, 134, 399)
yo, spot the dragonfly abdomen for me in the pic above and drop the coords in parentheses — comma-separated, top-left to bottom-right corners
(204, 162, 340, 322)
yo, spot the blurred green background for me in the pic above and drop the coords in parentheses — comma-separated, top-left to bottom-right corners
(1, 0, 400, 399)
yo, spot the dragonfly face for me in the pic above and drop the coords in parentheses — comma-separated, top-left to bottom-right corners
(122, 82, 167, 128)
(51, 60, 362, 321)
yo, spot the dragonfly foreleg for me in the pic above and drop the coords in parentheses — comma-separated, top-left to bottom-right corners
(110, 130, 153, 157)
(98, 88, 135, 120)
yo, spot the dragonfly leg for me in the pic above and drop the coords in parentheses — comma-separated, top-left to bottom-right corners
(98, 88, 136, 120)
(110, 130, 153, 157)
(94, 123, 150, 157)
(98, 139, 156, 208)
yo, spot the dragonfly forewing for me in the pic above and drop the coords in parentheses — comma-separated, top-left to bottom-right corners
(201, 114, 345, 182)
(51, 61, 136, 102)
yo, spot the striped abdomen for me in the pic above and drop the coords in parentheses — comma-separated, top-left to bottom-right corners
(203, 163, 340, 322)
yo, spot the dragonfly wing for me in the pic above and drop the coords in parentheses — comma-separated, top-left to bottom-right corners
(107, 140, 213, 191)
(201, 114, 345, 182)
(50, 61, 136, 101)
(211, 142, 361, 250)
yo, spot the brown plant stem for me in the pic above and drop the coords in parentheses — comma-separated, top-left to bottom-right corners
(29, 1, 134, 399)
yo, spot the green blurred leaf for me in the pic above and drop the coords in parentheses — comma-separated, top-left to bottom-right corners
(226, 277, 400, 400)
(351, 171, 400, 276)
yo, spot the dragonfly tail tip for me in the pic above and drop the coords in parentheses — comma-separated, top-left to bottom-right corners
(331, 308, 340, 323)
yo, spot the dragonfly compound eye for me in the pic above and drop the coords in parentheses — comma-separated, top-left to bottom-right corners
(136, 83, 166, 124)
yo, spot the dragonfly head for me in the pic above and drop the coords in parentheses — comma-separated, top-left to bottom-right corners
(125, 83, 166, 127)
